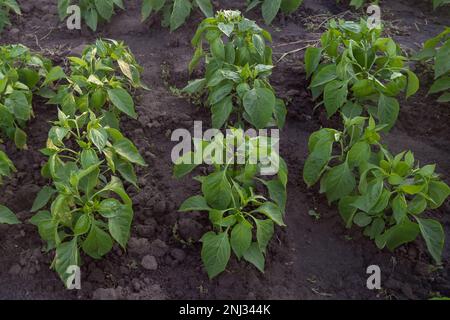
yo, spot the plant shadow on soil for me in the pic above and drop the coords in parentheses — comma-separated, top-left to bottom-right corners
(0, 0, 449, 300)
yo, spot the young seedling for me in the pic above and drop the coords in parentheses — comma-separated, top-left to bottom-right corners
(305, 19, 419, 131)
(141, 0, 214, 31)
(184, 10, 287, 129)
(57, 0, 125, 32)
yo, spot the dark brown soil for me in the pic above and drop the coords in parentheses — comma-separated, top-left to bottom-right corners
(0, 0, 449, 300)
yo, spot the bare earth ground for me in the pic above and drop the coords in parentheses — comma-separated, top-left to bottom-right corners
(0, 0, 449, 300)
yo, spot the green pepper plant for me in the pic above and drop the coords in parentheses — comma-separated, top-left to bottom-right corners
(183, 10, 286, 130)
(30, 110, 146, 285)
(415, 27, 450, 103)
(303, 116, 450, 264)
(305, 19, 419, 131)
(141, 0, 214, 31)
(175, 128, 287, 278)
(58, 0, 125, 31)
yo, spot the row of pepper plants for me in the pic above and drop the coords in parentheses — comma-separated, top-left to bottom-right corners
(175, 10, 288, 278)
(303, 19, 450, 264)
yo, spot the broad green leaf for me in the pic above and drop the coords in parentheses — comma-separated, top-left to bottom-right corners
(31, 186, 56, 212)
(261, 0, 281, 25)
(211, 95, 233, 129)
(377, 94, 399, 132)
(427, 181, 450, 209)
(170, 0, 192, 31)
(113, 138, 146, 166)
(0, 205, 20, 224)
(435, 40, 450, 79)
(230, 221, 253, 259)
(305, 47, 322, 78)
(320, 162, 356, 204)
(54, 238, 80, 286)
(392, 194, 407, 224)
(82, 223, 114, 259)
(310, 64, 337, 88)
(338, 196, 358, 228)
(95, 0, 114, 20)
(202, 171, 232, 210)
(243, 88, 275, 129)
(201, 231, 231, 279)
(255, 219, 274, 253)
(347, 141, 370, 168)
(323, 80, 348, 117)
(179, 195, 211, 212)
(252, 202, 285, 226)
(108, 205, 133, 248)
(194, 0, 214, 17)
(243, 242, 265, 273)
(416, 217, 445, 264)
(406, 70, 419, 98)
(107, 88, 137, 119)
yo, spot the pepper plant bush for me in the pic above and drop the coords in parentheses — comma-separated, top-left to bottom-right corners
(175, 129, 288, 278)
(304, 116, 450, 263)
(58, 0, 125, 31)
(31, 110, 146, 284)
(415, 27, 450, 103)
(0, 0, 20, 33)
(0, 44, 61, 149)
(47, 39, 147, 128)
(305, 19, 419, 131)
(246, 0, 303, 25)
(184, 10, 287, 129)
(141, 0, 214, 31)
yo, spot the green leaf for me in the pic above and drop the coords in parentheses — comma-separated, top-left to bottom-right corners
(303, 134, 334, 187)
(0, 205, 20, 224)
(211, 95, 233, 129)
(243, 242, 265, 273)
(194, 0, 214, 17)
(392, 194, 407, 224)
(429, 77, 450, 94)
(310, 64, 337, 88)
(202, 171, 232, 210)
(113, 138, 146, 166)
(54, 238, 80, 286)
(179, 195, 211, 212)
(201, 231, 231, 279)
(108, 205, 133, 248)
(31, 186, 56, 212)
(353, 212, 372, 227)
(320, 162, 356, 204)
(416, 218, 445, 264)
(305, 47, 322, 78)
(281, 0, 303, 14)
(89, 128, 108, 152)
(377, 94, 399, 132)
(435, 40, 450, 79)
(74, 214, 91, 236)
(182, 78, 206, 94)
(85, 8, 98, 31)
(14, 127, 27, 149)
(243, 88, 275, 129)
(5, 91, 30, 121)
(170, 0, 192, 31)
(107, 88, 137, 119)
(230, 221, 253, 259)
(255, 219, 274, 253)
(383, 220, 420, 251)
(252, 202, 285, 226)
(82, 223, 114, 259)
(44, 66, 66, 85)
(338, 196, 358, 228)
(347, 141, 370, 168)
(261, 0, 281, 25)
(95, 0, 114, 20)
(428, 181, 450, 209)
(406, 70, 419, 98)
(323, 80, 348, 117)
